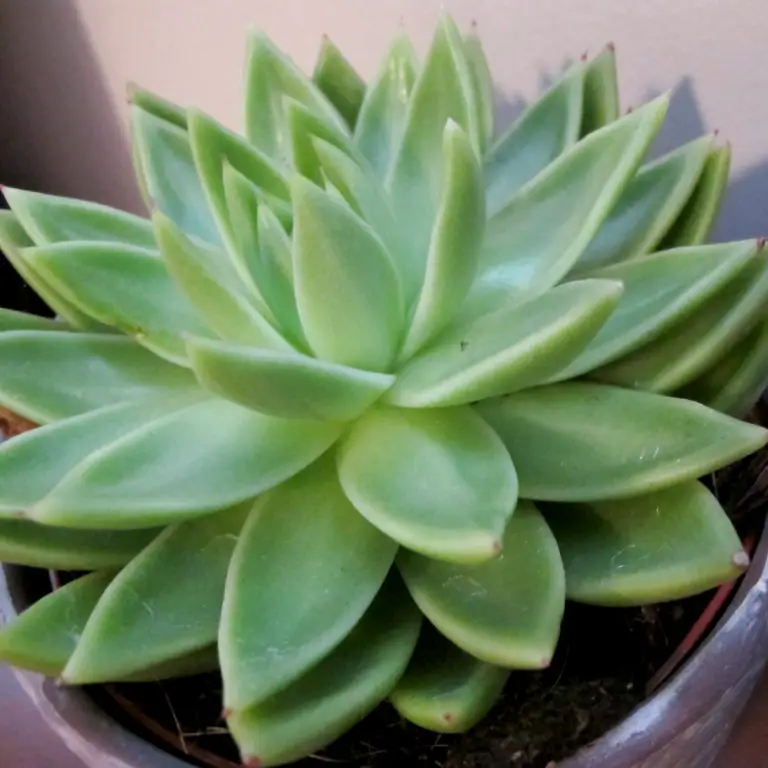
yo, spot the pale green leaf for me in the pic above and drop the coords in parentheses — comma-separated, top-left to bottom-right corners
(312, 35, 366, 129)
(32, 398, 342, 528)
(388, 279, 622, 409)
(580, 46, 620, 135)
(0, 309, 65, 333)
(187, 338, 394, 420)
(63, 503, 250, 684)
(0, 331, 198, 423)
(292, 176, 403, 371)
(227, 575, 421, 767)
(220, 456, 398, 712)
(551, 241, 758, 380)
(544, 481, 747, 605)
(128, 83, 188, 129)
(337, 405, 517, 563)
(463, 31, 495, 153)
(390, 624, 510, 733)
(398, 501, 565, 668)
(478, 382, 768, 502)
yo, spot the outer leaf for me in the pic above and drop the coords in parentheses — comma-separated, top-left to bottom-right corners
(595, 255, 768, 393)
(0, 309, 65, 332)
(312, 36, 366, 129)
(337, 405, 517, 563)
(398, 501, 565, 668)
(354, 35, 418, 181)
(475, 96, 668, 309)
(388, 279, 622, 408)
(0, 331, 198, 423)
(227, 575, 421, 767)
(130, 106, 220, 243)
(390, 624, 510, 733)
(2, 188, 156, 248)
(552, 241, 758, 380)
(400, 122, 485, 355)
(580, 46, 620, 135)
(153, 212, 291, 350)
(572, 137, 712, 273)
(659, 145, 732, 248)
(485, 61, 584, 216)
(544, 481, 748, 605)
(63, 503, 250, 684)
(33, 398, 343, 528)
(477, 382, 768, 501)
(463, 31, 495, 153)
(292, 176, 403, 371)
(187, 338, 394, 421)
(219, 456, 398, 712)
(128, 83, 188, 129)
(25, 241, 212, 365)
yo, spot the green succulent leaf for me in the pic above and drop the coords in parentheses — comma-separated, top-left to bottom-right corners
(220, 456, 398, 712)
(390, 624, 510, 733)
(478, 382, 768, 501)
(32, 398, 342, 528)
(388, 279, 622, 408)
(400, 121, 485, 356)
(0, 331, 198, 423)
(354, 34, 418, 182)
(553, 240, 758, 380)
(2, 188, 156, 249)
(130, 106, 220, 244)
(0, 309, 65, 332)
(292, 176, 403, 371)
(24, 241, 213, 365)
(595, 254, 768, 393)
(187, 337, 394, 421)
(544, 481, 748, 605)
(227, 574, 421, 767)
(475, 95, 668, 309)
(63, 502, 250, 684)
(398, 501, 565, 668)
(659, 145, 732, 248)
(312, 35, 366, 129)
(485, 60, 584, 216)
(463, 31, 495, 153)
(580, 46, 620, 135)
(573, 136, 712, 273)
(128, 84, 188, 129)
(337, 405, 517, 563)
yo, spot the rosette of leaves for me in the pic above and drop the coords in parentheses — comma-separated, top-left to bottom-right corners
(0, 14, 766, 767)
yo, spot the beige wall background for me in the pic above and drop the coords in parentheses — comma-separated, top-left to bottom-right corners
(1, 0, 766, 241)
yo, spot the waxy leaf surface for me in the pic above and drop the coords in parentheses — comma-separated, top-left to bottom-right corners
(312, 36, 366, 128)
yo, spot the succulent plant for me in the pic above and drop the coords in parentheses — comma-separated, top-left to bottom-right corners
(0, 13, 767, 767)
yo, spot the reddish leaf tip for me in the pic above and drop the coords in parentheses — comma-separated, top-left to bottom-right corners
(580, 51, 588, 62)
(757, 237, 767, 251)
(733, 550, 750, 569)
(221, 708, 233, 720)
(539, 656, 552, 669)
(443, 712, 454, 723)
(607, 41, 616, 52)
(243, 757, 262, 768)
(626, 106, 634, 114)
(492, 540, 503, 555)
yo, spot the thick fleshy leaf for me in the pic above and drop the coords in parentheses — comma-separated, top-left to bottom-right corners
(474, 96, 668, 310)
(24, 241, 212, 365)
(485, 61, 584, 216)
(244, 30, 347, 165)
(659, 145, 732, 248)
(292, 176, 403, 371)
(573, 137, 712, 274)
(400, 121, 485, 355)
(0, 309, 65, 333)
(0, 211, 105, 330)
(398, 502, 565, 668)
(388, 279, 622, 408)
(680, 318, 768, 417)
(390, 624, 510, 733)
(128, 83, 188, 129)
(0, 331, 198, 423)
(353, 35, 418, 182)
(187, 338, 394, 421)
(32, 398, 342, 528)
(0, 519, 160, 569)
(580, 46, 620, 135)
(595, 255, 768, 393)
(552, 241, 758, 380)
(130, 106, 220, 243)
(478, 382, 768, 502)
(544, 481, 748, 606)
(227, 574, 421, 767)
(2, 188, 156, 249)
(463, 31, 495, 153)
(153, 212, 291, 350)
(337, 406, 517, 563)
(63, 503, 250, 684)
(219, 457, 398, 712)
(312, 36, 366, 129)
